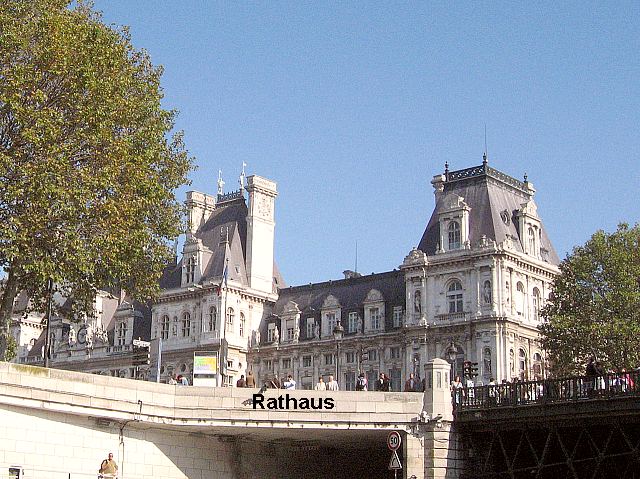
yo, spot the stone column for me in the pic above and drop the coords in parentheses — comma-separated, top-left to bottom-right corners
(421, 358, 461, 479)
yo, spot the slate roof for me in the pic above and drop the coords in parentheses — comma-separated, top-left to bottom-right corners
(417, 163, 560, 265)
(267, 270, 405, 340)
(160, 191, 286, 291)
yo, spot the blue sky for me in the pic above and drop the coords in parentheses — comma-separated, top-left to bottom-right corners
(94, 1, 639, 286)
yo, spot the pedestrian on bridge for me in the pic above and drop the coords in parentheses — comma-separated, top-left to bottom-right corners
(98, 452, 118, 478)
(326, 375, 339, 391)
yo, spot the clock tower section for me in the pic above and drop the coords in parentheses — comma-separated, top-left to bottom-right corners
(246, 175, 278, 295)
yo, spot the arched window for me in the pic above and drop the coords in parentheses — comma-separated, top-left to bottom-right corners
(239, 312, 246, 337)
(528, 227, 536, 255)
(532, 288, 541, 321)
(185, 256, 196, 283)
(182, 312, 191, 337)
(226, 307, 234, 332)
(448, 221, 461, 250)
(516, 282, 525, 316)
(518, 349, 527, 379)
(161, 315, 170, 340)
(533, 352, 543, 378)
(447, 280, 463, 313)
(207, 306, 217, 332)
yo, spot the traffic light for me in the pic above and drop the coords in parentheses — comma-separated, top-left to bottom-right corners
(132, 346, 150, 366)
(463, 361, 479, 379)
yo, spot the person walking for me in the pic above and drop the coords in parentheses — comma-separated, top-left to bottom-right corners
(326, 375, 339, 391)
(314, 376, 326, 390)
(404, 373, 418, 392)
(283, 374, 296, 390)
(245, 370, 256, 388)
(98, 452, 118, 478)
(355, 372, 368, 391)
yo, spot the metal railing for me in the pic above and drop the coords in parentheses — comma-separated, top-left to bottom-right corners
(458, 370, 640, 411)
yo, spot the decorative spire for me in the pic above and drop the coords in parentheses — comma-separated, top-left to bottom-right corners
(444, 161, 449, 180)
(217, 169, 225, 196)
(482, 152, 488, 167)
(524, 172, 528, 182)
(239, 162, 246, 192)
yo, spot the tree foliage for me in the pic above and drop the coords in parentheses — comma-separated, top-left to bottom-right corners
(540, 223, 640, 375)
(0, 0, 193, 359)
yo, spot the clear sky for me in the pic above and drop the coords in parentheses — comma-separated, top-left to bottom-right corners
(93, 1, 639, 286)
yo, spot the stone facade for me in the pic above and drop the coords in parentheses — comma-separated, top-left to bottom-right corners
(11, 160, 559, 391)
(251, 160, 559, 389)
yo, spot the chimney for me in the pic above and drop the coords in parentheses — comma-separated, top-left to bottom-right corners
(245, 175, 278, 295)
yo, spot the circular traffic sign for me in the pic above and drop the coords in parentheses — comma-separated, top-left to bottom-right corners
(387, 431, 401, 451)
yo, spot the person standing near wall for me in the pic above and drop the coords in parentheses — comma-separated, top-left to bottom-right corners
(98, 452, 118, 478)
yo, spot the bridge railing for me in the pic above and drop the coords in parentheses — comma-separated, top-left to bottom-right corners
(458, 370, 640, 411)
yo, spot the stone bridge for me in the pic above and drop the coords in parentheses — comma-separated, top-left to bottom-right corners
(0, 360, 462, 479)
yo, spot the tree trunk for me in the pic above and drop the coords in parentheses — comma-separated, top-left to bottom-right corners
(0, 265, 20, 361)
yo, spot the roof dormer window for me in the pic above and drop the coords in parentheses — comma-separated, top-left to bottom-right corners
(448, 221, 461, 250)
(185, 256, 196, 284)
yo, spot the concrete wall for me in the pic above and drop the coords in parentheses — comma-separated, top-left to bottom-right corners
(0, 361, 439, 479)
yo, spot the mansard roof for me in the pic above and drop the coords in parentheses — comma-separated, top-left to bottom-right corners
(417, 161, 560, 265)
(160, 191, 285, 290)
(273, 270, 405, 316)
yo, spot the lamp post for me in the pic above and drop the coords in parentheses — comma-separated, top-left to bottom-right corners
(333, 321, 344, 384)
(446, 341, 457, 378)
(43, 278, 53, 368)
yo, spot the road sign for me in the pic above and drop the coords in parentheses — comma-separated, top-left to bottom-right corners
(387, 431, 401, 451)
(389, 450, 402, 470)
(133, 339, 150, 347)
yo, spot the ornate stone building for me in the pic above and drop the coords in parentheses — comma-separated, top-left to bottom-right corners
(150, 172, 283, 385)
(10, 159, 559, 389)
(250, 158, 559, 389)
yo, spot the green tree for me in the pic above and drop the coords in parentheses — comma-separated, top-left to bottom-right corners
(0, 0, 193, 360)
(540, 223, 640, 376)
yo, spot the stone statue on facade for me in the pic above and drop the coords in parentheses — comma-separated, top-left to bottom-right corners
(314, 323, 320, 339)
(95, 326, 109, 344)
(273, 325, 280, 344)
(414, 290, 422, 314)
(254, 329, 261, 347)
(85, 325, 93, 349)
(293, 327, 299, 343)
(483, 281, 492, 304)
(68, 327, 76, 347)
(356, 316, 362, 334)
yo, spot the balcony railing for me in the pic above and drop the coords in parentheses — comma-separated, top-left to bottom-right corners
(458, 371, 640, 411)
(435, 311, 468, 323)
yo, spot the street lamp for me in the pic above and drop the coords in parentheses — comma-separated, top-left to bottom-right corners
(333, 321, 344, 383)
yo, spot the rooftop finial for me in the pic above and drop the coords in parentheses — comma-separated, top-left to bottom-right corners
(524, 172, 528, 182)
(217, 169, 225, 196)
(444, 161, 449, 179)
(483, 124, 488, 166)
(239, 162, 246, 192)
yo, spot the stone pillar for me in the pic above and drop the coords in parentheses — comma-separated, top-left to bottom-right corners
(421, 358, 461, 478)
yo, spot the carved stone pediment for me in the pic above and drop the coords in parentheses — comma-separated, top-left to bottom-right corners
(443, 193, 469, 211)
(364, 289, 383, 303)
(322, 294, 340, 309)
(519, 200, 538, 218)
(402, 247, 427, 266)
(282, 300, 300, 315)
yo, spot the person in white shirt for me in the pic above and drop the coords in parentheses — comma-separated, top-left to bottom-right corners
(283, 374, 296, 390)
(314, 376, 326, 391)
(326, 375, 339, 391)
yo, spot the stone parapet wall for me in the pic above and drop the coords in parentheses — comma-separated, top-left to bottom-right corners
(0, 362, 422, 429)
